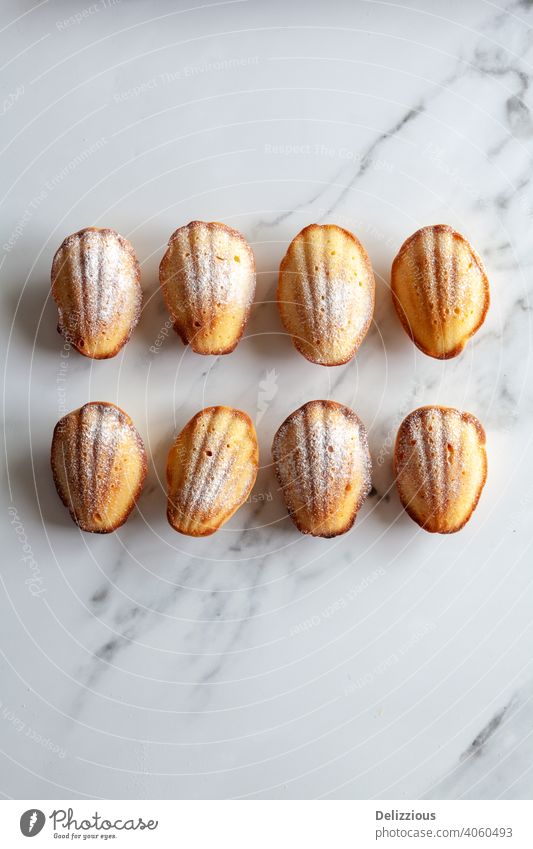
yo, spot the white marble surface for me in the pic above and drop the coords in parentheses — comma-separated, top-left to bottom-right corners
(1, 0, 533, 800)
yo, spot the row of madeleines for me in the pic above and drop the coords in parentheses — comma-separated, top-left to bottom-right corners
(51, 220, 490, 362)
(50, 220, 489, 537)
(51, 400, 487, 538)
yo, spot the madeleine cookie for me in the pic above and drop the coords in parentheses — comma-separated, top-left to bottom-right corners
(159, 221, 255, 355)
(394, 405, 487, 533)
(167, 406, 258, 536)
(272, 400, 372, 537)
(51, 227, 142, 359)
(277, 224, 375, 366)
(391, 225, 489, 359)
(51, 402, 147, 533)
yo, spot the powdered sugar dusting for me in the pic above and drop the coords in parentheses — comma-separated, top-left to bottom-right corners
(52, 228, 141, 354)
(392, 225, 489, 357)
(160, 222, 255, 350)
(52, 402, 145, 531)
(397, 407, 458, 508)
(279, 224, 374, 365)
(178, 224, 252, 308)
(167, 407, 258, 535)
(273, 400, 372, 533)
(395, 405, 486, 532)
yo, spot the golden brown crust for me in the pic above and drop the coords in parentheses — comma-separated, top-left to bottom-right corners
(394, 405, 487, 534)
(391, 224, 490, 359)
(159, 221, 256, 356)
(166, 405, 259, 536)
(51, 227, 142, 359)
(277, 224, 375, 366)
(272, 399, 372, 537)
(51, 401, 147, 533)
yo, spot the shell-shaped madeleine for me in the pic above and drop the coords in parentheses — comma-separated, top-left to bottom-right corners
(391, 225, 490, 359)
(277, 224, 375, 366)
(159, 221, 256, 355)
(51, 402, 147, 533)
(272, 400, 372, 537)
(394, 406, 487, 533)
(167, 406, 259, 536)
(51, 227, 142, 359)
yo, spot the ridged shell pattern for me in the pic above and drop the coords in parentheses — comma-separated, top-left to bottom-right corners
(394, 406, 487, 534)
(51, 402, 147, 533)
(391, 225, 489, 359)
(167, 406, 259, 536)
(278, 224, 375, 365)
(51, 227, 142, 359)
(272, 400, 372, 537)
(159, 221, 256, 355)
